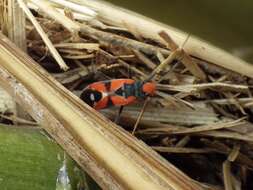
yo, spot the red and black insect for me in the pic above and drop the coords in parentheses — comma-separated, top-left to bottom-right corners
(80, 79, 156, 110)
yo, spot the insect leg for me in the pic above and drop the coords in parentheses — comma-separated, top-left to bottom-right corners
(132, 97, 150, 135)
(114, 105, 124, 124)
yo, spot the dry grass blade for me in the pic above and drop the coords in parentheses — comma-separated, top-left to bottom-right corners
(198, 130, 253, 142)
(62, 53, 94, 60)
(231, 175, 242, 190)
(175, 136, 191, 147)
(201, 139, 253, 168)
(145, 49, 178, 81)
(104, 105, 219, 126)
(223, 160, 233, 190)
(151, 146, 215, 154)
(170, 118, 246, 135)
(159, 31, 206, 80)
(27, 2, 93, 21)
(137, 126, 253, 142)
(53, 67, 89, 84)
(7, 0, 26, 51)
(132, 49, 156, 69)
(48, 0, 97, 17)
(179, 51, 207, 80)
(159, 30, 178, 51)
(203, 97, 253, 106)
(223, 92, 247, 115)
(157, 83, 249, 93)
(0, 0, 8, 35)
(222, 146, 240, 190)
(228, 145, 240, 162)
(17, 0, 69, 71)
(136, 126, 186, 135)
(30, 0, 81, 33)
(54, 43, 99, 50)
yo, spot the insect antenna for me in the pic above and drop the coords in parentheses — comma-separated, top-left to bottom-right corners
(132, 32, 192, 133)
(114, 105, 124, 124)
(144, 32, 191, 83)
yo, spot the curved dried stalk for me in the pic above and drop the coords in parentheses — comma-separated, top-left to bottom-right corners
(0, 0, 8, 35)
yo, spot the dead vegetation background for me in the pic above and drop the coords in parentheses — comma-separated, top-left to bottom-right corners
(1, 0, 253, 190)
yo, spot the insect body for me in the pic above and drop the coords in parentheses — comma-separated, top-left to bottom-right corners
(80, 79, 156, 109)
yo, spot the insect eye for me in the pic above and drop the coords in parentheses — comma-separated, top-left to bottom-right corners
(93, 91, 102, 101)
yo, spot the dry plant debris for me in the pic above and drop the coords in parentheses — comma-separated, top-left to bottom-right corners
(2, 0, 253, 189)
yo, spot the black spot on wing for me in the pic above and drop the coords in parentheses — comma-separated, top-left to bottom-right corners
(107, 96, 114, 107)
(115, 87, 123, 96)
(104, 80, 111, 91)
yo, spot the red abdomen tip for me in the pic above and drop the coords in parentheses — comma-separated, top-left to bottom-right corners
(142, 82, 156, 96)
